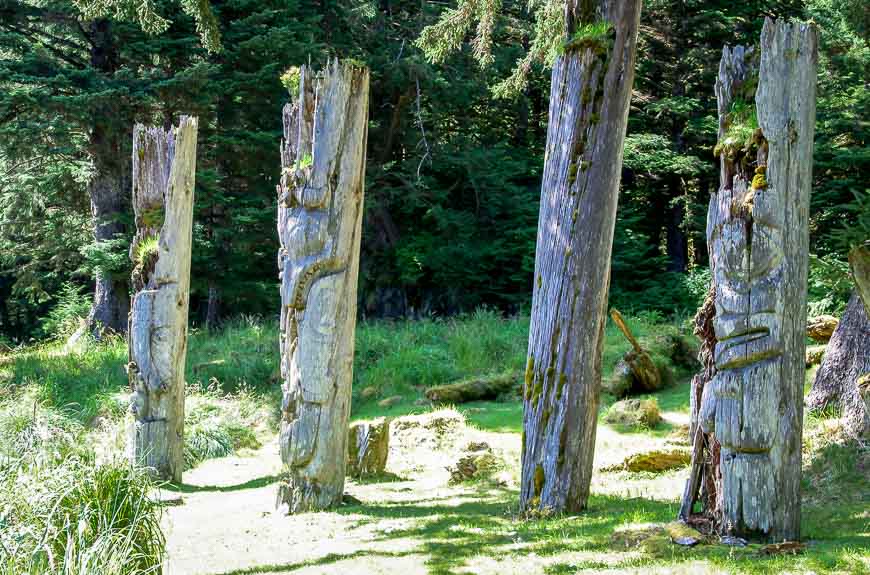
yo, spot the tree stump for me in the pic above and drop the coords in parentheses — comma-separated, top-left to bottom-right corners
(685, 19, 818, 541)
(806, 292, 870, 437)
(347, 418, 390, 478)
(276, 60, 370, 513)
(520, 0, 642, 514)
(127, 117, 198, 483)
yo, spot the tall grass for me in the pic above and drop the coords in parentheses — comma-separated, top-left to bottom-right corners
(0, 398, 165, 575)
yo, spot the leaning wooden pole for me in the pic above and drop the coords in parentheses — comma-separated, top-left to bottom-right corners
(276, 60, 369, 513)
(127, 116, 198, 483)
(520, 0, 641, 514)
(682, 19, 817, 541)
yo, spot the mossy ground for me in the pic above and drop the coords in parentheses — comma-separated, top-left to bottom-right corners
(0, 313, 866, 574)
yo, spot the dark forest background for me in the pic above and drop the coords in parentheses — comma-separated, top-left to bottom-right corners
(0, 0, 867, 341)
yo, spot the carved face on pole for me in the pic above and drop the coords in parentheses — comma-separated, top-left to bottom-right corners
(709, 170, 784, 374)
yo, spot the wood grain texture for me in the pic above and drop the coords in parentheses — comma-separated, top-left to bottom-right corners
(127, 116, 198, 483)
(276, 60, 369, 513)
(806, 292, 870, 438)
(520, 0, 641, 514)
(691, 19, 817, 541)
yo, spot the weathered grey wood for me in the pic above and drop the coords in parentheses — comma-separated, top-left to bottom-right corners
(806, 292, 870, 437)
(610, 308, 662, 394)
(127, 116, 198, 483)
(679, 287, 719, 522)
(276, 60, 369, 513)
(347, 418, 390, 477)
(850, 244, 870, 314)
(520, 0, 641, 514)
(693, 19, 817, 541)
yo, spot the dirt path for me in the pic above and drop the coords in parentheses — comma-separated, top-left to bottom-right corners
(162, 409, 691, 575)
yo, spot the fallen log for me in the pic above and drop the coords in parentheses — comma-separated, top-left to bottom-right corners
(425, 371, 519, 404)
(608, 309, 664, 396)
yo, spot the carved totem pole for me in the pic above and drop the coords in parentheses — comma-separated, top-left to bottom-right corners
(681, 20, 817, 541)
(128, 117, 198, 483)
(276, 60, 369, 512)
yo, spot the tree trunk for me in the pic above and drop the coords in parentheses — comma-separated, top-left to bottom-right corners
(127, 117, 199, 483)
(849, 244, 870, 314)
(689, 19, 818, 541)
(806, 292, 870, 437)
(206, 281, 221, 331)
(520, 0, 641, 514)
(87, 19, 130, 336)
(276, 60, 369, 513)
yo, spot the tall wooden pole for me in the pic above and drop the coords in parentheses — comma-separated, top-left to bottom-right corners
(276, 60, 369, 513)
(520, 0, 641, 514)
(128, 116, 198, 483)
(683, 19, 817, 541)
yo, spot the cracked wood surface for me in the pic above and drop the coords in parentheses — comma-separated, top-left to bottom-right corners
(128, 116, 198, 483)
(520, 0, 641, 514)
(694, 19, 817, 541)
(276, 60, 369, 513)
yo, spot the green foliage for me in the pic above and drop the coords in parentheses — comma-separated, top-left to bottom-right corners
(559, 21, 612, 55)
(715, 99, 760, 158)
(73, 0, 222, 52)
(183, 384, 266, 469)
(807, 253, 853, 315)
(36, 282, 91, 340)
(134, 235, 160, 266)
(0, 394, 165, 575)
(280, 66, 302, 95)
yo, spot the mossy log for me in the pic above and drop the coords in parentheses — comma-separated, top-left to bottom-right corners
(347, 418, 390, 477)
(127, 117, 198, 483)
(609, 308, 663, 395)
(806, 315, 838, 342)
(805, 344, 826, 367)
(276, 60, 370, 513)
(520, 0, 642, 515)
(603, 449, 690, 473)
(425, 371, 519, 404)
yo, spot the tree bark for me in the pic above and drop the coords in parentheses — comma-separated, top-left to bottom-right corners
(849, 244, 870, 314)
(276, 60, 369, 513)
(520, 0, 641, 514)
(688, 19, 818, 541)
(806, 292, 870, 437)
(86, 19, 130, 336)
(127, 117, 199, 483)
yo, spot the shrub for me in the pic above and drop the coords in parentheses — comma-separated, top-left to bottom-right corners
(36, 282, 91, 340)
(183, 384, 266, 469)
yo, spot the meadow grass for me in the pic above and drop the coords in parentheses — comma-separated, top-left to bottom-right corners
(0, 311, 866, 575)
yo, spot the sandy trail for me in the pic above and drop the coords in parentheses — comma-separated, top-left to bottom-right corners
(162, 410, 688, 575)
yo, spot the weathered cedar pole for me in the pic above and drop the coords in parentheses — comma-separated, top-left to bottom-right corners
(806, 292, 870, 438)
(683, 19, 817, 541)
(520, 0, 641, 513)
(127, 117, 198, 483)
(276, 60, 369, 513)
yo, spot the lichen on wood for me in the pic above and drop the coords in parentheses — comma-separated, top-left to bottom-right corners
(520, 0, 642, 515)
(276, 59, 370, 513)
(682, 19, 818, 542)
(127, 116, 198, 483)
